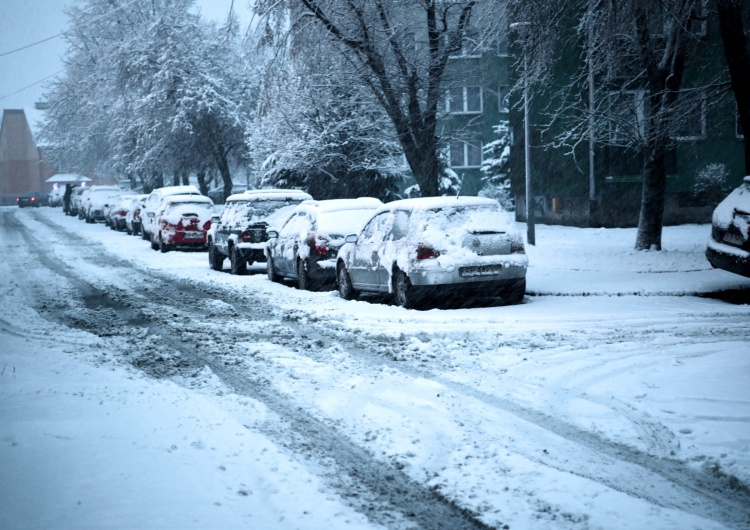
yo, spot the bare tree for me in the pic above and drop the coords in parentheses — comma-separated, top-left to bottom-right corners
(717, 0, 750, 174)
(257, 0, 489, 197)
(508, 0, 710, 250)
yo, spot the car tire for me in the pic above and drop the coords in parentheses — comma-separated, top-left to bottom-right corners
(267, 257, 281, 283)
(230, 246, 247, 275)
(208, 241, 224, 271)
(150, 236, 159, 251)
(159, 236, 170, 253)
(297, 259, 312, 291)
(337, 264, 357, 300)
(141, 228, 149, 241)
(126, 225, 132, 235)
(394, 270, 419, 309)
(503, 278, 526, 305)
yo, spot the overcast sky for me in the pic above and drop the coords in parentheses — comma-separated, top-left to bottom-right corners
(0, 0, 253, 134)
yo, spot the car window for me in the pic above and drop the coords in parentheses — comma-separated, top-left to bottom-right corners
(279, 212, 310, 238)
(359, 212, 389, 244)
(389, 210, 411, 241)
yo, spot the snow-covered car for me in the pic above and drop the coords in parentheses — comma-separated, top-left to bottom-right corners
(208, 189, 313, 274)
(141, 185, 202, 242)
(48, 187, 65, 207)
(124, 194, 149, 236)
(706, 175, 750, 278)
(265, 197, 383, 290)
(149, 194, 215, 252)
(68, 186, 87, 217)
(80, 185, 122, 223)
(335, 196, 528, 309)
(107, 192, 139, 231)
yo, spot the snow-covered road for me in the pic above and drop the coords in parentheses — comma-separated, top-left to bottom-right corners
(1, 206, 749, 530)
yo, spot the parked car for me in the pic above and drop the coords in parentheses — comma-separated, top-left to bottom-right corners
(107, 192, 139, 231)
(265, 198, 383, 290)
(69, 186, 87, 216)
(141, 185, 202, 242)
(208, 189, 313, 274)
(48, 187, 65, 207)
(125, 194, 149, 235)
(706, 175, 750, 278)
(16, 191, 48, 208)
(80, 186, 122, 223)
(335, 196, 528, 309)
(149, 194, 215, 252)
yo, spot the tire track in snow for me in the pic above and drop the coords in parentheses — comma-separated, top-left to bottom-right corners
(6, 208, 493, 530)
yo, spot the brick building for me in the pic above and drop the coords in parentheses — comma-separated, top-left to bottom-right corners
(0, 109, 53, 206)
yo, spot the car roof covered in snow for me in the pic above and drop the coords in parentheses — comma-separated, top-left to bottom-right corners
(240, 189, 312, 201)
(297, 197, 383, 215)
(377, 196, 502, 214)
(152, 185, 201, 196)
(164, 194, 214, 205)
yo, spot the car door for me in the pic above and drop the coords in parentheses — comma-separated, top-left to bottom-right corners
(377, 209, 411, 287)
(274, 213, 307, 275)
(348, 212, 391, 290)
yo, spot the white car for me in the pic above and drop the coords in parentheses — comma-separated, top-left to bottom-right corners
(706, 175, 750, 278)
(336, 196, 528, 309)
(79, 185, 122, 223)
(140, 185, 202, 242)
(265, 197, 383, 290)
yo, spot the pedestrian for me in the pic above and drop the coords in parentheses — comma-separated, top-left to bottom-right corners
(63, 183, 73, 215)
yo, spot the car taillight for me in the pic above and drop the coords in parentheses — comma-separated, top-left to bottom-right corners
(309, 233, 328, 256)
(203, 220, 211, 230)
(119, 209, 127, 216)
(416, 243, 439, 260)
(15, 197, 20, 202)
(511, 240, 525, 254)
(30, 197, 36, 202)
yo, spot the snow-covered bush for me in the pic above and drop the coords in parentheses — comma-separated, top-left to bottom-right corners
(404, 163, 462, 198)
(693, 163, 729, 206)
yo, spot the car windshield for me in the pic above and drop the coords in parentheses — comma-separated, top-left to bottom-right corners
(418, 204, 513, 234)
(247, 199, 304, 223)
(317, 208, 378, 238)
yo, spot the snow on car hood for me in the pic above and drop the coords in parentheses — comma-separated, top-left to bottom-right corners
(712, 177, 750, 230)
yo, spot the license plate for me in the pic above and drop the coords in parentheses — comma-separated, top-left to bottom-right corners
(460, 264, 504, 277)
(183, 231, 203, 239)
(723, 232, 745, 247)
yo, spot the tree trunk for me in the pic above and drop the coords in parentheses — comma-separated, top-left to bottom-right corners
(717, 0, 750, 174)
(216, 149, 233, 202)
(635, 143, 667, 250)
(197, 168, 208, 196)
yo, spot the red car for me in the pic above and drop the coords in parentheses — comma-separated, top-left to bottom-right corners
(149, 194, 215, 252)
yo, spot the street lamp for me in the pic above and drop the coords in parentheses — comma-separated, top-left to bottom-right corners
(509, 21, 535, 246)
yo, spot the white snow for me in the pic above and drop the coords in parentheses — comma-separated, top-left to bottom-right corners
(1, 206, 749, 530)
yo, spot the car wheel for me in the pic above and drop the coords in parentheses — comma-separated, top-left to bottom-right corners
(141, 228, 149, 241)
(159, 236, 170, 253)
(337, 264, 357, 300)
(297, 259, 312, 291)
(504, 278, 526, 305)
(230, 246, 247, 275)
(267, 257, 281, 283)
(208, 241, 224, 271)
(394, 270, 418, 309)
(126, 225, 132, 235)
(150, 235, 159, 251)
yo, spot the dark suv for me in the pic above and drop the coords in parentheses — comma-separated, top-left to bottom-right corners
(207, 189, 312, 274)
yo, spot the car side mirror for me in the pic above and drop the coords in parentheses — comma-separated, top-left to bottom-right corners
(211, 214, 220, 224)
(345, 234, 358, 244)
(266, 229, 278, 239)
(147, 212, 155, 218)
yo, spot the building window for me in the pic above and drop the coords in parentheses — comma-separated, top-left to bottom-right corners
(450, 140, 483, 168)
(447, 86, 483, 114)
(671, 90, 705, 141)
(448, 29, 482, 58)
(607, 90, 648, 145)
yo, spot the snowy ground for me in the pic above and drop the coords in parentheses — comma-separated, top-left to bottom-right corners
(1, 206, 749, 530)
